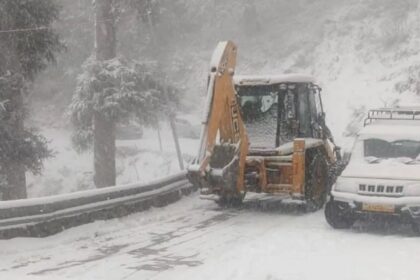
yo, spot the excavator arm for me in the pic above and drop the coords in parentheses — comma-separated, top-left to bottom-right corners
(188, 41, 249, 199)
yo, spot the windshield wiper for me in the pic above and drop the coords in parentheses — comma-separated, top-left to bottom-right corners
(364, 156, 381, 164)
(404, 159, 420, 165)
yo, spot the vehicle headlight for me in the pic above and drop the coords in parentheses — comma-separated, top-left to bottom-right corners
(333, 177, 358, 193)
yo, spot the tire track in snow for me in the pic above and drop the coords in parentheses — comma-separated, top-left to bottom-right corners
(24, 201, 238, 276)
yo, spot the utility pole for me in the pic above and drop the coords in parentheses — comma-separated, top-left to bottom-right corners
(145, 3, 184, 170)
(169, 115, 184, 170)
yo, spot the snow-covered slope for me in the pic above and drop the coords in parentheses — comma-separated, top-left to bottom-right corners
(308, 1, 420, 143)
(179, 0, 420, 144)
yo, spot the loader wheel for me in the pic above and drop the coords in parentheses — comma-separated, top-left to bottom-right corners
(324, 199, 356, 229)
(410, 221, 420, 236)
(216, 192, 244, 208)
(304, 152, 328, 212)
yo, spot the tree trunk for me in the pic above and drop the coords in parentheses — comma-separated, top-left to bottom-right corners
(93, 112, 116, 188)
(3, 164, 27, 200)
(0, 30, 27, 200)
(93, 0, 117, 188)
(95, 0, 116, 61)
(2, 75, 27, 200)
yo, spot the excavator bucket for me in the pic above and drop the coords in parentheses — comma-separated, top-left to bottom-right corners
(187, 41, 249, 203)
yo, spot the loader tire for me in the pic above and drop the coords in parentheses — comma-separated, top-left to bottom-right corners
(304, 151, 328, 212)
(216, 192, 244, 208)
(411, 222, 420, 236)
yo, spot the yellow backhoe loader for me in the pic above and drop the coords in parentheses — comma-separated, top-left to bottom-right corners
(187, 41, 341, 210)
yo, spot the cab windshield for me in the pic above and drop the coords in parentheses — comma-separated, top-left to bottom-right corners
(236, 83, 318, 148)
(237, 89, 279, 148)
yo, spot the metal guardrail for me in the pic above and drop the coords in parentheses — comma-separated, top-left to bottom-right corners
(0, 172, 194, 239)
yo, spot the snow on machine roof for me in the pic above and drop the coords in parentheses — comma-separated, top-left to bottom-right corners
(234, 74, 316, 86)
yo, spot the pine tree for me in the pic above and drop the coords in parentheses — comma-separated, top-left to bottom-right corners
(70, 0, 179, 188)
(0, 0, 64, 200)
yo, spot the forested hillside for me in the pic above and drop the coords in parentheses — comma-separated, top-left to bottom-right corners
(29, 0, 419, 145)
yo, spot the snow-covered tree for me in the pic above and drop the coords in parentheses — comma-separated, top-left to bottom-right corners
(0, 0, 64, 200)
(69, 57, 178, 150)
(0, 73, 53, 200)
(70, 0, 179, 188)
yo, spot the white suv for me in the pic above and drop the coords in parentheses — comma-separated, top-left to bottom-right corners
(325, 107, 420, 232)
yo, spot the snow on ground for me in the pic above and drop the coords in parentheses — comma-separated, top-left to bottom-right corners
(13, 3, 420, 279)
(26, 125, 199, 198)
(1, 194, 419, 280)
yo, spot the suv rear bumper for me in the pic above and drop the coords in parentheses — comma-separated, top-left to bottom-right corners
(331, 190, 420, 221)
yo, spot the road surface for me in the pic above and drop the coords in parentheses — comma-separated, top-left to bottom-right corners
(1, 194, 419, 280)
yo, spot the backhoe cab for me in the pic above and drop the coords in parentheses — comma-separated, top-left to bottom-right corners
(188, 41, 340, 210)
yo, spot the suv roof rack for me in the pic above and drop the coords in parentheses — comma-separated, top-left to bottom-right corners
(364, 107, 420, 126)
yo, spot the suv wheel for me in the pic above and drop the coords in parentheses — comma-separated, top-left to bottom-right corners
(324, 199, 356, 229)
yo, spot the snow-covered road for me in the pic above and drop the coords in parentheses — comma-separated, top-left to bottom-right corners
(1, 194, 419, 280)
